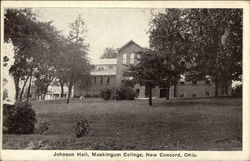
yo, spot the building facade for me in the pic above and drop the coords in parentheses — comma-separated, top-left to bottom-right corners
(74, 59, 117, 96)
(46, 40, 229, 100)
(81, 40, 230, 99)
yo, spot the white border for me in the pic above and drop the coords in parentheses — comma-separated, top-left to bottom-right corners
(1, 1, 250, 161)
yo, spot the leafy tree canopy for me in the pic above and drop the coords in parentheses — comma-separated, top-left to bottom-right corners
(100, 47, 117, 59)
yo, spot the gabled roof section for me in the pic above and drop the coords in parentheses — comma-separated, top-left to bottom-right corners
(117, 40, 143, 52)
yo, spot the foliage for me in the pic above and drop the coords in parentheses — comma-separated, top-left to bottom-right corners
(231, 84, 242, 97)
(100, 88, 112, 100)
(84, 93, 100, 98)
(149, 9, 242, 97)
(3, 101, 37, 134)
(148, 9, 191, 99)
(63, 15, 92, 104)
(35, 119, 50, 134)
(32, 22, 62, 100)
(4, 9, 40, 100)
(4, 9, 63, 100)
(4, 9, 92, 103)
(115, 87, 136, 100)
(73, 117, 90, 138)
(100, 47, 117, 59)
(124, 49, 177, 105)
(121, 79, 135, 88)
(182, 9, 242, 95)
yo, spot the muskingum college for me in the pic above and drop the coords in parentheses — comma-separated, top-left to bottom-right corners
(45, 40, 230, 100)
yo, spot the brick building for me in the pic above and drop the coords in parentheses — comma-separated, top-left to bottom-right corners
(75, 40, 230, 99)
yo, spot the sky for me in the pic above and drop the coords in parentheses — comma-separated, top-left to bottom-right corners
(33, 8, 164, 63)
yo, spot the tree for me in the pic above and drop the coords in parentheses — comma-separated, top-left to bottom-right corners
(53, 36, 69, 98)
(124, 49, 172, 105)
(32, 22, 64, 100)
(183, 9, 242, 96)
(148, 9, 242, 97)
(4, 9, 53, 100)
(64, 15, 91, 104)
(4, 9, 63, 101)
(100, 47, 117, 59)
(149, 9, 188, 98)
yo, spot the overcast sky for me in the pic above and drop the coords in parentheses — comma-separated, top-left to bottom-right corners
(33, 8, 164, 63)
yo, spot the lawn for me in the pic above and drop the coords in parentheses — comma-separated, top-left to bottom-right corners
(2, 97, 242, 150)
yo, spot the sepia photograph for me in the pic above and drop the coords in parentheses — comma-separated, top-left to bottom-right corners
(1, 1, 249, 161)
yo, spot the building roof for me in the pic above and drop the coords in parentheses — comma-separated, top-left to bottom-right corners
(117, 40, 143, 52)
(90, 70, 116, 76)
(93, 58, 117, 65)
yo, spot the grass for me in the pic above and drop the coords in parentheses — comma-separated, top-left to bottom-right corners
(2, 97, 242, 150)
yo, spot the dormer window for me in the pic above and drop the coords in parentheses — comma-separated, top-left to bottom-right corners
(130, 53, 134, 64)
(123, 54, 127, 64)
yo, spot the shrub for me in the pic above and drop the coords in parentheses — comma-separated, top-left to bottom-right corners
(84, 93, 99, 98)
(116, 87, 136, 100)
(35, 119, 50, 134)
(73, 117, 89, 138)
(232, 84, 242, 97)
(100, 88, 112, 100)
(124, 88, 137, 100)
(3, 104, 14, 134)
(3, 101, 37, 134)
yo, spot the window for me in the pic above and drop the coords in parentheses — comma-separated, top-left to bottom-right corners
(107, 76, 110, 84)
(205, 79, 211, 84)
(109, 65, 113, 70)
(130, 53, 135, 64)
(193, 80, 197, 85)
(205, 91, 210, 96)
(123, 54, 127, 64)
(193, 92, 198, 97)
(180, 75, 185, 85)
(100, 76, 103, 84)
(180, 92, 185, 97)
(93, 76, 97, 84)
(98, 66, 104, 71)
(180, 81, 185, 85)
(61, 94, 67, 98)
(54, 94, 60, 98)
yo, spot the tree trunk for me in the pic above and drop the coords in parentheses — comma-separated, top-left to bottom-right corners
(42, 83, 51, 100)
(148, 84, 152, 106)
(67, 83, 72, 104)
(14, 76, 20, 100)
(60, 80, 64, 97)
(173, 82, 177, 97)
(225, 81, 229, 95)
(166, 84, 170, 100)
(26, 72, 33, 101)
(19, 76, 29, 100)
(42, 93, 46, 100)
(215, 78, 219, 97)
